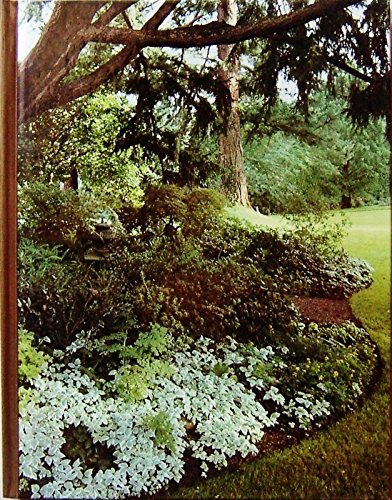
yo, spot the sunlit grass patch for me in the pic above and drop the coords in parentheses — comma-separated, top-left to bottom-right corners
(225, 205, 285, 229)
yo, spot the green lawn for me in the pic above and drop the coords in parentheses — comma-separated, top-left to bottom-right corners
(170, 205, 390, 499)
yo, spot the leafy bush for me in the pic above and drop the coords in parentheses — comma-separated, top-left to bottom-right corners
(118, 184, 225, 240)
(132, 260, 299, 344)
(257, 233, 373, 298)
(201, 217, 373, 298)
(18, 183, 102, 245)
(18, 238, 66, 290)
(18, 258, 137, 350)
(277, 322, 378, 418)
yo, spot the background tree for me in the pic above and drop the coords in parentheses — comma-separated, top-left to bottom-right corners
(18, 92, 155, 204)
(18, 0, 389, 204)
(243, 90, 389, 213)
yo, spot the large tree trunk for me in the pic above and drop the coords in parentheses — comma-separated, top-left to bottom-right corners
(217, 0, 250, 206)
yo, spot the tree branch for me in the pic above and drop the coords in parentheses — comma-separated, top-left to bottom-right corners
(86, 0, 360, 48)
(19, 1, 140, 122)
(21, 0, 183, 122)
(266, 32, 375, 84)
(323, 53, 374, 83)
(122, 12, 134, 29)
(142, 0, 181, 31)
(93, 1, 139, 28)
(18, 0, 362, 123)
(23, 43, 140, 122)
(18, 1, 106, 122)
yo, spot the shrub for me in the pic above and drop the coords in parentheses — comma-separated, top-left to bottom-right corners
(18, 238, 66, 290)
(18, 259, 136, 350)
(118, 185, 225, 240)
(188, 212, 372, 297)
(277, 322, 378, 418)
(203, 218, 373, 298)
(130, 260, 299, 344)
(18, 183, 101, 245)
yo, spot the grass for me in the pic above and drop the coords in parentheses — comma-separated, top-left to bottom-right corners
(225, 205, 284, 229)
(169, 205, 390, 500)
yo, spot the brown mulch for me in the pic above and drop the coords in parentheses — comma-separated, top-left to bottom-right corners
(292, 296, 356, 325)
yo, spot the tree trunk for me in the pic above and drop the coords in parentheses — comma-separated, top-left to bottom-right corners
(340, 194, 352, 209)
(217, 0, 250, 206)
(339, 161, 352, 209)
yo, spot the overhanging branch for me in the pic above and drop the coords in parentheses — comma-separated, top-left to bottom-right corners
(94, 1, 139, 28)
(323, 54, 374, 83)
(85, 0, 360, 49)
(267, 33, 375, 84)
(18, 0, 363, 123)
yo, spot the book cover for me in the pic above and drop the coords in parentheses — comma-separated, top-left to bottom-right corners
(4, 1, 390, 498)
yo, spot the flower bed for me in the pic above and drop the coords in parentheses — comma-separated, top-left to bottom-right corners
(20, 322, 378, 499)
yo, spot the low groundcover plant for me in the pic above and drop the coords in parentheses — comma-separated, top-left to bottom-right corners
(19, 322, 377, 499)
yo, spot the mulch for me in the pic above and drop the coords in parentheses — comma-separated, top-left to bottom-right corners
(292, 296, 356, 325)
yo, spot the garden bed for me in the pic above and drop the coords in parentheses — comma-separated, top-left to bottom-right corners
(18, 186, 379, 499)
(19, 315, 381, 499)
(138, 295, 383, 500)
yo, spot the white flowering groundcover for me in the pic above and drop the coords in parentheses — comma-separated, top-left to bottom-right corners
(20, 328, 373, 499)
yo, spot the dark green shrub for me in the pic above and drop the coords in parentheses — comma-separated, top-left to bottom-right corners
(18, 255, 136, 350)
(203, 219, 373, 298)
(118, 185, 225, 241)
(248, 231, 373, 298)
(129, 260, 299, 344)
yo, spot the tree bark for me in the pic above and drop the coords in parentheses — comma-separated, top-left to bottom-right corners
(87, 0, 360, 49)
(217, 0, 250, 206)
(340, 161, 352, 209)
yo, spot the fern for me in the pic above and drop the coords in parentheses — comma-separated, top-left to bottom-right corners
(96, 324, 172, 363)
(143, 411, 176, 453)
(114, 360, 175, 403)
(18, 329, 48, 383)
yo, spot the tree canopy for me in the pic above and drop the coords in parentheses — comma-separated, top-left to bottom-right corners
(18, 0, 389, 126)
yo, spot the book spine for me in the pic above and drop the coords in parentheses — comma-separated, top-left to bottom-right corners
(0, 1, 18, 498)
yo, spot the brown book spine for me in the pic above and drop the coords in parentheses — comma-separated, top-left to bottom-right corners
(0, 1, 19, 498)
